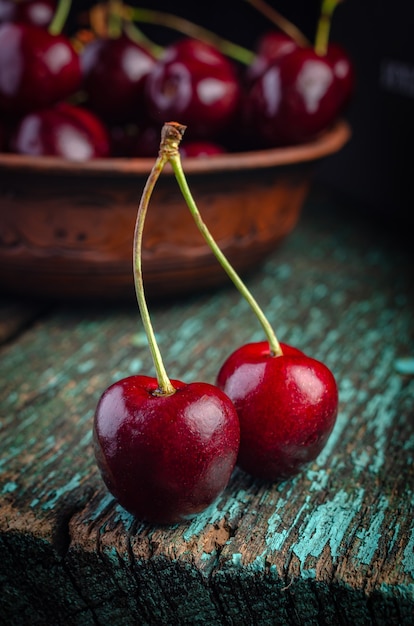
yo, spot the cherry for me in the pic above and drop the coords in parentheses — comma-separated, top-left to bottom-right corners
(216, 341, 338, 481)
(93, 376, 240, 524)
(145, 38, 241, 140)
(0, 22, 81, 115)
(0, 0, 56, 27)
(80, 34, 156, 124)
(11, 102, 110, 159)
(242, 0, 354, 146)
(244, 44, 353, 146)
(180, 141, 226, 158)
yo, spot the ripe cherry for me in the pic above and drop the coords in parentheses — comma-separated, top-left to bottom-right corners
(145, 38, 241, 139)
(0, 0, 56, 27)
(0, 22, 81, 115)
(11, 102, 110, 159)
(80, 34, 156, 124)
(94, 376, 240, 524)
(243, 0, 354, 146)
(217, 342, 338, 481)
(244, 44, 353, 146)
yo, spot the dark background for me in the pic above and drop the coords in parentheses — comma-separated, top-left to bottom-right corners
(72, 0, 414, 224)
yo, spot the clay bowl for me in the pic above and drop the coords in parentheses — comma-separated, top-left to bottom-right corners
(0, 120, 350, 300)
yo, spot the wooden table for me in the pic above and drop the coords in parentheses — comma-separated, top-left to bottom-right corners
(1, 188, 413, 625)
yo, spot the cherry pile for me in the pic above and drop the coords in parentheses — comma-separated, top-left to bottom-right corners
(0, 0, 354, 160)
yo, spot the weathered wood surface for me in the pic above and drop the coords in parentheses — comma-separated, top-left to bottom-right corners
(1, 188, 413, 625)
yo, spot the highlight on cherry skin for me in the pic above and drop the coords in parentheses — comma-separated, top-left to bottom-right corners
(93, 375, 240, 525)
(216, 341, 338, 481)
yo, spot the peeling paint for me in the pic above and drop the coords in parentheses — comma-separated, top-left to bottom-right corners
(1, 481, 17, 494)
(402, 524, 414, 577)
(356, 494, 388, 565)
(41, 473, 83, 510)
(292, 488, 365, 566)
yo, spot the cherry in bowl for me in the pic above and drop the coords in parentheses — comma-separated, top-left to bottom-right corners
(11, 102, 110, 160)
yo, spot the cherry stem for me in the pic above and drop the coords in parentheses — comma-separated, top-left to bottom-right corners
(243, 0, 310, 47)
(48, 0, 72, 35)
(132, 124, 187, 396)
(314, 0, 342, 56)
(125, 7, 255, 65)
(160, 125, 282, 358)
(107, 0, 123, 39)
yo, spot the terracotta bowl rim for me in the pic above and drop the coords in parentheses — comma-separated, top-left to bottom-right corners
(0, 119, 351, 177)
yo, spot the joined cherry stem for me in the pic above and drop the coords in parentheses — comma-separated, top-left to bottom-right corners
(133, 122, 283, 391)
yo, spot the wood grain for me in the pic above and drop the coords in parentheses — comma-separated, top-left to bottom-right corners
(1, 188, 413, 625)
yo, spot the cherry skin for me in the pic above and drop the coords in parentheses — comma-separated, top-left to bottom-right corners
(11, 102, 110, 160)
(0, 0, 56, 27)
(246, 31, 298, 85)
(80, 35, 156, 124)
(93, 375, 240, 524)
(0, 22, 81, 116)
(180, 141, 226, 158)
(325, 42, 355, 110)
(216, 341, 338, 481)
(244, 43, 354, 146)
(145, 38, 241, 140)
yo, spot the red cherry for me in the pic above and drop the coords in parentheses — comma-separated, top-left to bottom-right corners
(145, 38, 241, 139)
(180, 141, 226, 158)
(80, 35, 156, 124)
(10, 102, 110, 159)
(244, 44, 353, 145)
(0, 0, 56, 28)
(0, 22, 81, 115)
(246, 31, 298, 84)
(217, 341, 338, 481)
(93, 375, 240, 524)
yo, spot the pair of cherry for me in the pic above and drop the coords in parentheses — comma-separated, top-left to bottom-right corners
(93, 123, 339, 525)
